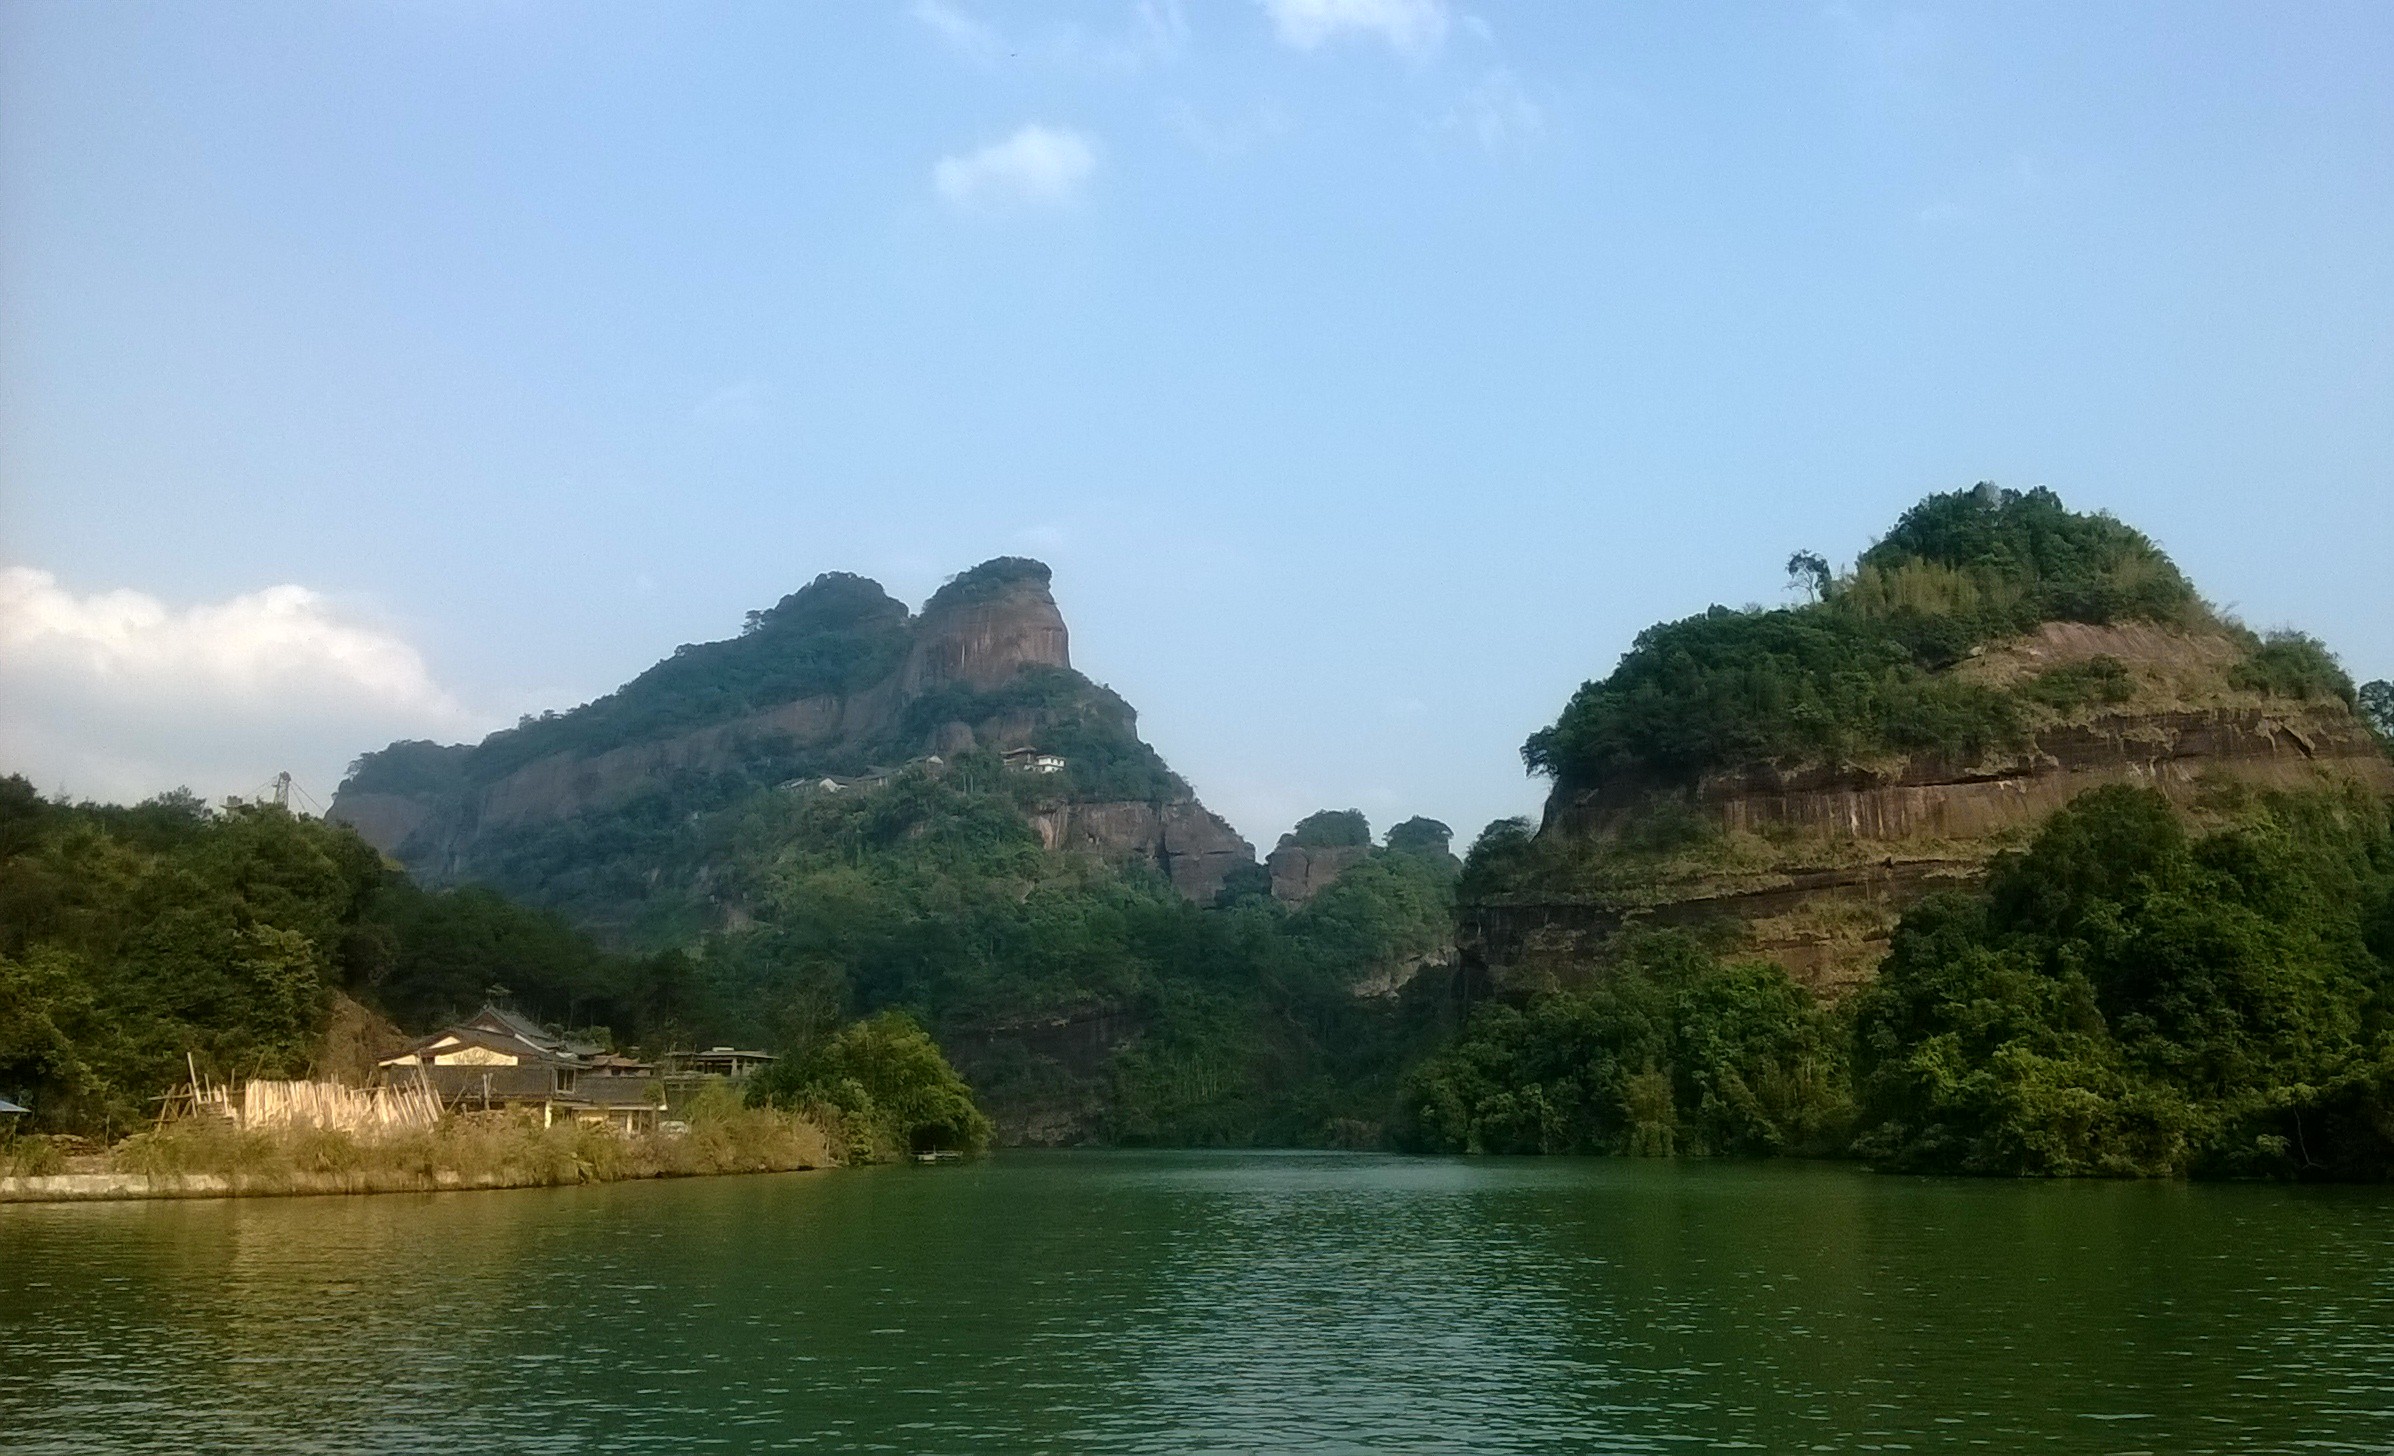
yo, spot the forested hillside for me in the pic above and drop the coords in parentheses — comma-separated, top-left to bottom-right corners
(19, 489, 2392, 1174)
(1526, 484, 2347, 793)
(1433, 484, 2394, 1178)
(0, 777, 681, 1134)
(681, 761, 1463, 1143)
(1476, 484, 2394, 997)
(333, 558, 1241, 942)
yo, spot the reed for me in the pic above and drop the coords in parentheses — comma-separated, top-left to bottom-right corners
(104, 1093, 837, 1193)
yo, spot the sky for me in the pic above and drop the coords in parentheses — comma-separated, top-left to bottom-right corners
(2, 0, 2389, 847)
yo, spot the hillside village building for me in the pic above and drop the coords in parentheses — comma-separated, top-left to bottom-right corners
(378, 1005, 661, 1132)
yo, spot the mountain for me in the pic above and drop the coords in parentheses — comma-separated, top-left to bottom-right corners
(329, 559, 1480, 1146)
(1470, 485, 2394, 996)
(332, 558, 1255, 939)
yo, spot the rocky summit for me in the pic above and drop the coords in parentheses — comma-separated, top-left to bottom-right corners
(332, 558, 1255, 934)
(1472, 486, 2394, 998)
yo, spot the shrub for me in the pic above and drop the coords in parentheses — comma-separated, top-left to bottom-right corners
(2019, 656, 2136, 715)
(748, 1010, 992, 1156)
(1398, 933, 1852, 1157)
(1850, 784, 2394, 1177)
(1524, 485, 2206, 791)
(1286, 810, 1371, 849)
(2231, 631, 2356, 704)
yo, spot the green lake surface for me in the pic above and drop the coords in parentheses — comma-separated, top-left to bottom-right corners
(5, 1152, 2393, 1453)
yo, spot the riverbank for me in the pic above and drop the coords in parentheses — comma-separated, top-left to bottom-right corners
(0, 1099, 838, 1204)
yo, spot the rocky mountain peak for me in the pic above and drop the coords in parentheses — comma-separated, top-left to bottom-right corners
(330, 557, 1255, 924)
(904, 557, 1070, 695)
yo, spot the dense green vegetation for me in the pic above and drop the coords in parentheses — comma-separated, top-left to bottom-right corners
(2231, 631, 2358, 704)
(348, 573, 916, 793)
(89, 490, 2378, 1174)
(2365, 681, 2394, 744)
(898, 665, 1186, 802)
(1399, 933, 1851, 1156)
(1851, 783, 2394, 1177)
(0, 777, 960, 1140)
(921, 555, 1052, 612)
(350, 882, 699, 1042)
(1284, 809, 1371, 848)
(748, 1010, 993, 1157)
(683, 760, 1464, 1144)
(1428, 781, 2394, 1179)
(1384, 816, 1457, 858)
(1520, 485, 2334, 792)
(0, 778, 384, 1134)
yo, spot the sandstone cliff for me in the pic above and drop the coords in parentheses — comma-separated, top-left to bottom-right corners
(1263, 809, 1375, 904)
(1029, 798, 1255, 902)
(1483, 599, 2394, 999)
(1266, 841, 1371, 903)
(331, 558, 1255, 911)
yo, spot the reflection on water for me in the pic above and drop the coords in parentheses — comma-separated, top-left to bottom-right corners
(5, 1154, 2394, 1453)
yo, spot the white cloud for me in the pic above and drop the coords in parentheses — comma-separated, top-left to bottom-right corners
(934, 125, 1099, 210)
(0, 567, 483, 806)
(1262, 0, 1448, 55)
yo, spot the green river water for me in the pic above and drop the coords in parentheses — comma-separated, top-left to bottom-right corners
(4, 1152, 2393, 1453)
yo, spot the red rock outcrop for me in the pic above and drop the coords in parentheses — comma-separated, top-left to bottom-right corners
(1028, 798, 1257, 902)
(1265, 842, 1372, 904)
(330, 559, 1256, 904)
(1486, 625, 2394, 999)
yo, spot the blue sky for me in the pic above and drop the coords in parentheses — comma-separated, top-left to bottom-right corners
(2, 0, 2389, 845)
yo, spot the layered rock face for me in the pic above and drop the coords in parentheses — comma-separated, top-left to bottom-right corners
(1266, 842, 1371, 904)
(1029, 799, 1255, 902)
(330, 559, 1254, 905)
(900, 583, 1069, 695)
(1485, 624, 2394, 999)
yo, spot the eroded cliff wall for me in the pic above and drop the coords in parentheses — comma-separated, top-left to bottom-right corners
(1484, 624, 2394, 998)
(331, 560, 1254, 907)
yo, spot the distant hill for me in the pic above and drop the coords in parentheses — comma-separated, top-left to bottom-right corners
(330, 560, 1479, 1146)
(1473, 485, 2394, 994)
(332, 558, 1255, 941)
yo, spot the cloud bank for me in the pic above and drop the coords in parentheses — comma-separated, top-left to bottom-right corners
(934, 124, 1099, 209)
(0, 567, 482, 806)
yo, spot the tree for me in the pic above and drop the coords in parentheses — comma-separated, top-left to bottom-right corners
(1850, 784, 2394, 1178)
(2361, 680, 2394, 744)
(1785, 550, 1831, 604)
(1384, 817, 1454, 859)
(749, 1010, 991, 1155)
(1286, 809, 1371, 848)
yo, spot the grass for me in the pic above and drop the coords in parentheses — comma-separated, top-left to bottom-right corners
(87, 1084, 838, 1194)
(0, 1138, 69, 1178)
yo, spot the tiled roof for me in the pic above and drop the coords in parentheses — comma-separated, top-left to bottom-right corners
(467, 1004, 564, 1050)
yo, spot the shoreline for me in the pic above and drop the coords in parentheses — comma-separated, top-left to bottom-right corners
(0, 1158, 828, 1205)
(1, 1097, 843, 1205)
